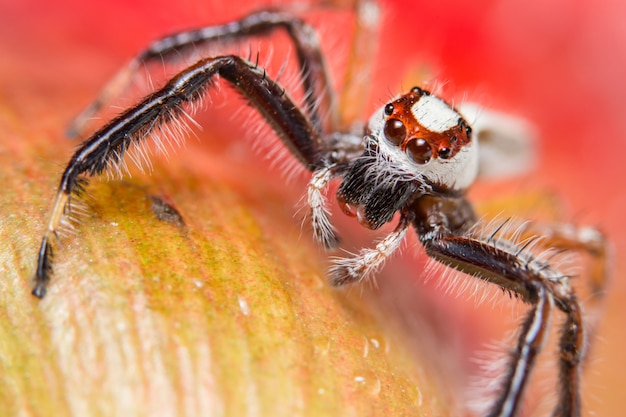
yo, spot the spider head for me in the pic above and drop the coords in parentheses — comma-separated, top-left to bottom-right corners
(367, 86, 478, 192)
(336, 87, 478, 230)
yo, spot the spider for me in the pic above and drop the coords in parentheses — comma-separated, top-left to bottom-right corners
(33, 4, 609, 417)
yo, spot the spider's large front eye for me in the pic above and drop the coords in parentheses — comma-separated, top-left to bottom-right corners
(407, 138, 432, 164)
(383, 118, 406, 146)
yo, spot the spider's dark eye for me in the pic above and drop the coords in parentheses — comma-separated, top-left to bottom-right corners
(383, 118, 406, 146)
(461, 120, 472, 139)
(411, 86, 428, 96)
(463, 123, 472, 139)
(407, 138, 432, 164)
(438, 147, 451, 159)
(384, 103, 395, 115)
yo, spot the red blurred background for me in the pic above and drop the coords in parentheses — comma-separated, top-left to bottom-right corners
(1, 0, 624, 415)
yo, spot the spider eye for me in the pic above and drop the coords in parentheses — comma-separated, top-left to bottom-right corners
(438, 147, 451, 159)
(410, 86, 428, 96)
(384, 103, 395, 115)
(463, 122, 472, 139)
(407, 138, 432, 164)
(383, 118, 407, 146)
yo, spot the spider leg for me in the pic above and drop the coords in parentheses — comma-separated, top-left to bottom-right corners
(68, 10, 336, 138)
(329, 212, 411, 286)
(554, 297, 584, 417)
(308, 165, 341, 249)
(419, 231, 584, 417)
(514, 222, 610, 304)
(498, 221, 609, 374)
(34, 55, 327, 298)
(493, 285, 553, 417)
(336, 0, 381, 128)
(307, 129, 368, 249)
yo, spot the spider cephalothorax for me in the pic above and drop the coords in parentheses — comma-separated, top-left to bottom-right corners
(33, 6, 608, 417)
(336, 86, 477, 231)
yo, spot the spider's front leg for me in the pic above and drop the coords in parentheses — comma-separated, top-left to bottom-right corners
(34, 55, 331, 298)
(413, 196, 586, 417)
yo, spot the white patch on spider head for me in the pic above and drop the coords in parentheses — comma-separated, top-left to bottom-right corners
(411, 94, 461, 133)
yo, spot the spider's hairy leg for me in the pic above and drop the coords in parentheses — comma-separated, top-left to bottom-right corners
(495, 221, 610, 370)
(329, 212, 411, 286)
(418, 228, 585, 417)
(306, 129, 366, 249)
(33, 189, 78, 298)
(554, 298, 584, 417)
(34, 55, 325, 298)
(516, 222, 611, 304)
(308, 165, 340, 249)
(68, 10, 336, 138)
(493, 285, 553, 417)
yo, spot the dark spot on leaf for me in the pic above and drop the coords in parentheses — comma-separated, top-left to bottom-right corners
(150, 195, 185, 228)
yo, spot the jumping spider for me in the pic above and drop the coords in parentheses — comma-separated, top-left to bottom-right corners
(34, 5, 609, 417)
